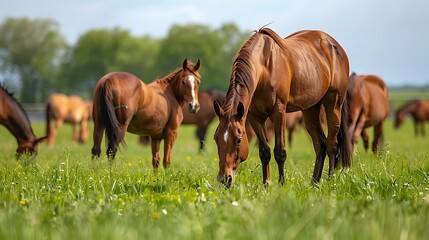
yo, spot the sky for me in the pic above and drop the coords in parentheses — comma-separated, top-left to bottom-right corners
(1, 0, 429, 86)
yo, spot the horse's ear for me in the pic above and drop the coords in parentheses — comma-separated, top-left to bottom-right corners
(194, 59, 201, 71)
(213, 100, 224, 118)
(236, 102, 245, 121)
(182, 58, 189, 69)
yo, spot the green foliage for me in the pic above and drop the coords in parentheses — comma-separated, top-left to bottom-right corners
(0, 119, 429, 239)
(0, 18, 66, 102)
(59, 28, 160, 98)
(0, 18, 248, 101)
(153, 23, 248, 91)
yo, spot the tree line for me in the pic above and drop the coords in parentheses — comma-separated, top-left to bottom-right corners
(0, 18, 250, 102)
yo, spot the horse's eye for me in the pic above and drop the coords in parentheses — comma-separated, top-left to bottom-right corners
(237, 137, 242, 145)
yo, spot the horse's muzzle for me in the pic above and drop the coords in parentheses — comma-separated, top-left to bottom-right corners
(187, 102, 200, 113)
(217, 172, 235, 188)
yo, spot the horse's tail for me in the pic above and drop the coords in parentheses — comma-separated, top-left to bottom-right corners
(98, 80, 126, 153)
(336, 96, 352, 169)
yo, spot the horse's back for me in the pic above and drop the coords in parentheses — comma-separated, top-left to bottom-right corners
(96, 72, 143, 89)
(416, 100, 429, 119)
(94, 72, 145, 109)
(281, 30, 349, 110)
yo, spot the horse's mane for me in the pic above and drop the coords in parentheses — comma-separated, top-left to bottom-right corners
(154, 60, 201, 84)
(223, 27, 287, 113)
(0, 83, 33, 131)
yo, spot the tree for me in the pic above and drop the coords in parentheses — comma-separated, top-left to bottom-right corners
(60, 28, 160, 98)
(153, 23, 248, 91)
(0, 18, 66, 102)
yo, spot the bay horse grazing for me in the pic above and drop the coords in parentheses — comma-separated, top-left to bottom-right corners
(92, 59, 201, 170)
(46, 93, 91, 146)
(347, 73, 389, 152)
(140, 89, 225, 151)
(213, 28, 351, 187)
(0, 85, 46, 156)
(395, 99, 429, 136)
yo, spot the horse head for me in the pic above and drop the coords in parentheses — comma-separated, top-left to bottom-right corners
(16, 136, 48, 157)
(213, 100, 249, 187)
(394, 112, 405, 128)
(178, 59, 201, 113)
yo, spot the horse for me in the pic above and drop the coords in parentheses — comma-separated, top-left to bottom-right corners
(0, 84, 46, 156)
(213, 28, 351, 187)
(347, 73, 389, 152)
(246, 111, 304, 147)
(139, 89, 225, 151)
(46, 93, 92, 146)
(91, 59, 201, 170)
(395, 99, 429, 136)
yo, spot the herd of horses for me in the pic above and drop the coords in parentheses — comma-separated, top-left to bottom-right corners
(1, 27, 429, 187)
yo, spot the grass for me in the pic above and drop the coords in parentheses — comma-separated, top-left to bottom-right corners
(1, 119, 429, 239)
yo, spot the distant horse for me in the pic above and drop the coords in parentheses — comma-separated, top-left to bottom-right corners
(139, 89, 225, 151)
(247, 111, 304, 147)
(46, 93, 91, 146)
(395, 99, 429, 136)
(0, 85, 46, 156)
(347, 73, 389, 152)
(213, 28, 351, 187)
(92, 59, 201, 170)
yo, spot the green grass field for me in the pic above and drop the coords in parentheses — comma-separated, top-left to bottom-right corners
(1, 119, 429, 240)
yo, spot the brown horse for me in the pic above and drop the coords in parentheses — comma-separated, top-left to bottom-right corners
(140, 89, 225, 151)
(92, 59, 201, 170)
(0, 85, 46, 156)
(347, 73, 389, 152)
(395, 99, 429, 136)
(213, 28, 351, 187)
(46, 93, 91, 146)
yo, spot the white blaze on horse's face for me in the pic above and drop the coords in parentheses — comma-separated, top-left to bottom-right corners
(223, 130, 229, 143)
(185, 74, 200, 113)
(188, 75, 196, 99)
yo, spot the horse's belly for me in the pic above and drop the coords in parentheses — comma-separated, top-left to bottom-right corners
(127, 112, 168, 136)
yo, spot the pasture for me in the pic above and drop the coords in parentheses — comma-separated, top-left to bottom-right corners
(0, 117, 429, 239)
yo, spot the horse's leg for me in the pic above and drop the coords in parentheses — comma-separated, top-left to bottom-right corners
(302, 104, 326, 183)
(372, 122, 384, 152)
(248, 113, 271, 186)
(287, 125, 293, 148)
(79, 119, 89, 144)
(91, 122, 104, 158)
(413, 119, 418, 136)
(163, 130, 178, 168)
(196, 124, 207, 151)
(271, 101, 287, 185)
(151, 138, 161, 171)
(361, 129, 370, 152)
(48, 119, 63, 146)
(323, 93, 344, 178)
(422, 122, 426, 136)
(71, 123, 78, 142)
(352, 115, 367, 151)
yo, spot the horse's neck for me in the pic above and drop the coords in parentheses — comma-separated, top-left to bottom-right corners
(153, 77, 184, 106)
(2, 103, 35, 143)
(401, 102, 417, 115)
